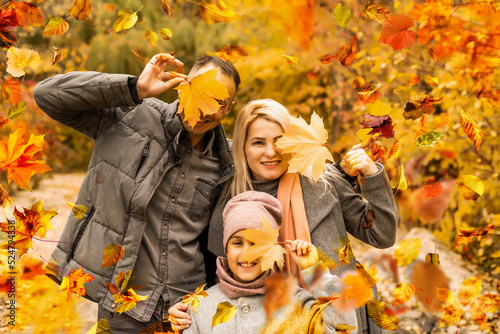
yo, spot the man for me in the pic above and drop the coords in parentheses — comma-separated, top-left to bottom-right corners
(34, 53, 240, 332)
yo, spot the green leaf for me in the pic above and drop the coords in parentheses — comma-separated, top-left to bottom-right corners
(212, 301, 237, 329)
(8, 102, 26, 120)
(334, 2, 351, 28)
(42, 17, 69, 36)
(415, 131, 444, 147)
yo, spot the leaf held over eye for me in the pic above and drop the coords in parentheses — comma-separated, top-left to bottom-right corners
(275, 111, 334, 180)
(212, 301, 237, 328)
(334, 2, 351, 27)
(394, 238, 421, 266)
(60, 268, 95, 301)
(379, 14, 415, 51)
(454, 224, 494, 248)
(102, 243, 125, 268)
(197, 0, 241, 25)
(182, 283, 208, 314)
(214, 44, 248, 62)
(174, 68, 230, 129)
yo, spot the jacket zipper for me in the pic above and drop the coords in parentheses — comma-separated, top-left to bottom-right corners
(68, 206, 96, 260)
(135, 139, 151, 177)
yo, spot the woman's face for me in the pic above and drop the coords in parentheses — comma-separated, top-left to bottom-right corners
(244, 117, 289, 181)
(226, 231, 262, 283)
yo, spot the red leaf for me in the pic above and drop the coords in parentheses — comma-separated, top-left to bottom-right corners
(360, 114, 395, 139)
(379, 14, 415, 51)
(1, 76, 21, 105)
(335, 35, 357, 66)
(305, 71, 319, 80)
(0, 9, 18, 31)
(319, 54, 335, 64)
(422, 177, 444, 199)
(6, 2, 44, 31)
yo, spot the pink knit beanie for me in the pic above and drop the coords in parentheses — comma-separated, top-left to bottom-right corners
(222, 191, 283, 252)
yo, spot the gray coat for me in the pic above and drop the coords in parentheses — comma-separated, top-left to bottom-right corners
(33, 71, 234, 315)
(208, 164, 398, 333)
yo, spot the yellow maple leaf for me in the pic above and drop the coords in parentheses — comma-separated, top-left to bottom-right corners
(275, 111, 334, 180)
(0, 200, 57, 257)
(241, 217, 286, 271)
(112, 287, 148, 313)
(342, 263, 380, 307)
(60, 268, 95, 301)
(6, 47, 40, 78)
(174, 68, 229, 128)
(182, 283, 208, 314)
(0, 128, 52, 191)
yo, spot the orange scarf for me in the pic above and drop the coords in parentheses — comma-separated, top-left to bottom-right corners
(277, 172, 311, 288)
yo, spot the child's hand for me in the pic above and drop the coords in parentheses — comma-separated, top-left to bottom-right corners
(167, 302, 191, 331)
(286, 239, 319, 270)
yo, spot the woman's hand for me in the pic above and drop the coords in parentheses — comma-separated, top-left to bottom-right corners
(167, 302, 191, 331)
(137, 53, 188, 100)
(286, 239, 319, 270)
(341, 137, 379, 177)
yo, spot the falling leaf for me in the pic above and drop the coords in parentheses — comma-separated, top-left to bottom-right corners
(0, 117, 8, 128)
(102, 243, 125, 268)
(158, 28, 172, 41)
(434, 112, 450, 129)
(161, 0, 173, 17)
(421, 176, 444, 198)
(275, 111, 334, 180)
(394, 238, 421, 266)
(319, 54, 335, 64)
(103, 4, 115, 12)
(339, 241, 351, 265)
(425, 252, 440, 266)
(70, 0, 91, 20)
(362, 2, 392, 22)
(408, 74, 419, 85)
(42, 17, 69, 36)
(468, 294, 500, 332)
(423, 74, 438, 86)
(0, 185, 14, 213)
(379, 14, 415, 51)
(6, 47, 40, 77)
(0, 9, 18, 32)
(390, 163, 407, 191)
(214, 44, 248, 62)
(436, 288, 464, 327)
(454, 224, 495, 248)
(334, 2, 351, 27)
(263, 273, 298, 318)
(366, 299, 399, 330)
(60, 268, 95, 301)
(456, 175, 484, 201)
(460, 107, 486, 152)
(86, 319, 110, 334)
(6, 1, 44, 31)
(386, 140, 402, 161)
(197, 0, 241, 25)
(343, 263, 380, 307)
(174, 68, 230, 128)
(0, 128, 52, 190)
(354, 82, 384, 106)
(241, 217, 286, 271)
(112, 288, 148, 313)
(113, 7, 142, 34)
(360, 114, 395, 139)
(305, 71, 319, 80)
(415, 131, 444, 148)
(335, 35, 357, 66)
(66, 201, 88, 219)
(7, 102, 27, 120)
(336, 323, 357, 334)
(1, 76, 21, 105)
(393, 282, 416, 306)
(212, 301, 237, 328)
(142, 29, 158, 47)
(283, 55, 298, 67)
(51, 45, 61, 66)
(182, 284, 208, 314)
(403, 93, 442, 120)
(458, 275, 482, 308)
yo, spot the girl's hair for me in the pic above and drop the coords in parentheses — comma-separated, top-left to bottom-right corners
(222, 99, 294, 200)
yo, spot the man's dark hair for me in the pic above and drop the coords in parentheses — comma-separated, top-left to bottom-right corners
(192, 55, 241, 91)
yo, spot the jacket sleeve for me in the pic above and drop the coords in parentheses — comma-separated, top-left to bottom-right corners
(325, 163, 398, 249)
(33, 71, 139, 139)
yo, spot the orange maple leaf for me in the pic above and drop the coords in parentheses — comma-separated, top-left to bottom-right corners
(0, 128, 52, 190)
(113, 287, 148, 313)
(174, 68, 229, 128)
(275, 111, 334, 180)
(409, 0, 468, 60)
(60, 268, 95, 301)
(459, 106, 486, 152)
(379, 14, 415, 51)
(241, 217, 287, 271)
(0, 200, 57, 257)
(342, 263, 380, 308)
(182, 283, 208, 314)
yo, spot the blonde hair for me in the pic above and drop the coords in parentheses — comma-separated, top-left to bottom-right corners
(222, 99, 294, 200)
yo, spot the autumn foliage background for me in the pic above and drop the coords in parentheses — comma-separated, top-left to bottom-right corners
(0, 0, 499, 332)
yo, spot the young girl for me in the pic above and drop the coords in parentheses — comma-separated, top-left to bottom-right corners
(179, 191, 357, 333)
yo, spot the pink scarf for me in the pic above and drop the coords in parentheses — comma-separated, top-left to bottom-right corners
(216, 257, 272, 299)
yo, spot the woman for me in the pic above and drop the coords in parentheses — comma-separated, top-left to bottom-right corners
(171, 99, 398, 333)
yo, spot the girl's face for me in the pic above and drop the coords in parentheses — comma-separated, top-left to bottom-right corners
(244, 118, 289, 181)
(226, 231, 262, 283)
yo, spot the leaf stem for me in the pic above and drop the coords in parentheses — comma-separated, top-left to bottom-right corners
(40, 255, 69, 276)
(181, 276, 191, 292)
(137, 300, 160, 315)
(33, 236, 70, 244)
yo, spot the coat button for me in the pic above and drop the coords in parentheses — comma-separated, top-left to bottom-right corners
(174, 156, 180, 162)
(240, 303, 250, 314)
